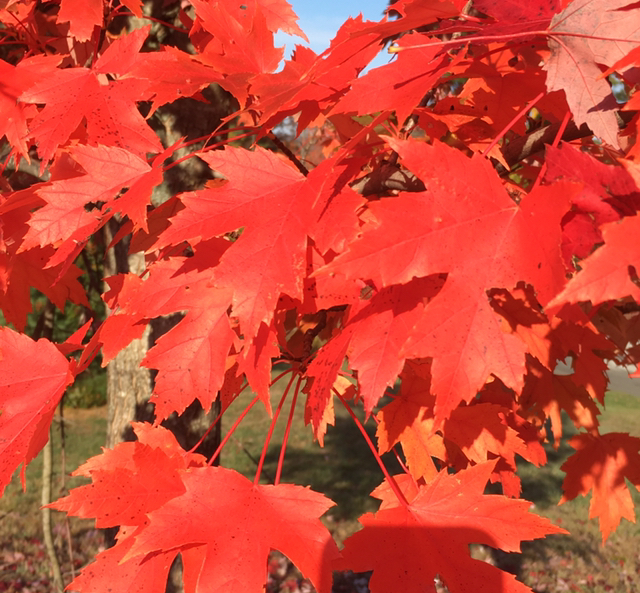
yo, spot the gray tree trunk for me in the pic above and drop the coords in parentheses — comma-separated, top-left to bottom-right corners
(104, 241, 152, 448)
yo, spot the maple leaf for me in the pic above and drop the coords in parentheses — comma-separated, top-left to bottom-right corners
(560, 432, 640, 542)
(143, 303, 237, 421)
(55, 423, 205, 593)
(304, 322, 354, 440)
(544, 143, 639, 224)
(117, 466, 340, 593)
(249, 15, 386, 130)
(156, 146, 315, 346)
(520, 356, 600, 442)
(544, 0, 640, 148)
(96, 28, 222, 115)
(98, 242, 239, 420)
(256, 0, 308, 40)
(57, 0, 146, 45)
(188, 0, 285, 104)
(320, 138, 573, 421)
(444, 403, 532, 470)
(550, 215, 640, 307)
(337, 462, 567, 593)
(66, 532, 176, 593)
(0, 244, 88, 331)
(376, 359, 447, 482)
(432, 47, 567, 159)
(0, 327, 74, 495)
(17, 144, 162, 271)
(0, 54, 61, 161)
(50, 423, 205, 527)
(57, 0, 103, 41)
(345, 276, 443, 414)
(305, 275, 443, 426)
(20, 66, 162, 162)
(331, 32, 456, 124)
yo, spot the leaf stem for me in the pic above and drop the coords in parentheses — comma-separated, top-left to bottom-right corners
(482, 91, 544, 159)
(254, 373, 296, 485)
(274, 374, 302, 485)
(188, 381, 251, 456)
(208, 395, 259, 466)
(335, 391, 409, 508)
(390, 29, 640, 53)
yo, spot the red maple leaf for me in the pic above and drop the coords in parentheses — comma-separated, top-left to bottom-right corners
(321, 138, 573, 421)
(544, 0, 640, 148)
(331, 32, 457, 124)
(550, 215, 640, 307)
(50, 423, 205, 527)
(75, 463, 340, 593)
(99, 242, 239, 421)
(65, 532, 176, 593)
(376, 359, 446, 482)
(0, 54, 61, 161)
(57, 0, 103, 41)
(337, 462, 567, 593)
(0, 327, 74, 495)
(560, 432, 640, 542)
(17, 143, 162, 271)
(156, 146, 314, 345)
(20, 67, 161, 162)
(18, 26, 216, 163)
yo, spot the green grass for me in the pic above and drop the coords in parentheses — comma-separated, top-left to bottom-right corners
(599, 391, 640, 436)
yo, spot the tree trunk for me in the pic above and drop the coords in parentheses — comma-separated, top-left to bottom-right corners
(104, 241, 153, 448)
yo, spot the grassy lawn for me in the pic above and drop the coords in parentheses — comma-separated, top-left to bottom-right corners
(1, 380, 639, 592)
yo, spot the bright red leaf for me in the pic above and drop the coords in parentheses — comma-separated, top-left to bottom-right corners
(337, 462, 567, 593)
(122, 466, 340, 593)
(544, 0, 640, 148)
(551, 215, 640, 307)
(561, 432, 640, 542)
(0, 327, 74, 495)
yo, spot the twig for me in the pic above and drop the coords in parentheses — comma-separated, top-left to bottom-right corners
(42, 429, 64, 593)
(268, 132, 309, 176)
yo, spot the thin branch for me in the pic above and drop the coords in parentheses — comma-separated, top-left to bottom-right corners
(42, 429, 63, 593)
(268, 132, 309, 176)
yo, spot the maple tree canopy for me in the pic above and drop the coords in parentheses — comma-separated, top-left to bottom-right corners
(1, 0, 640, 592)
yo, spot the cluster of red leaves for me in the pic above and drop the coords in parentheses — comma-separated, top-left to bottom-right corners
(1, 0, 640, 592)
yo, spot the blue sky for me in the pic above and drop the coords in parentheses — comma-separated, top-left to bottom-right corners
(275, 0, 390, 65)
